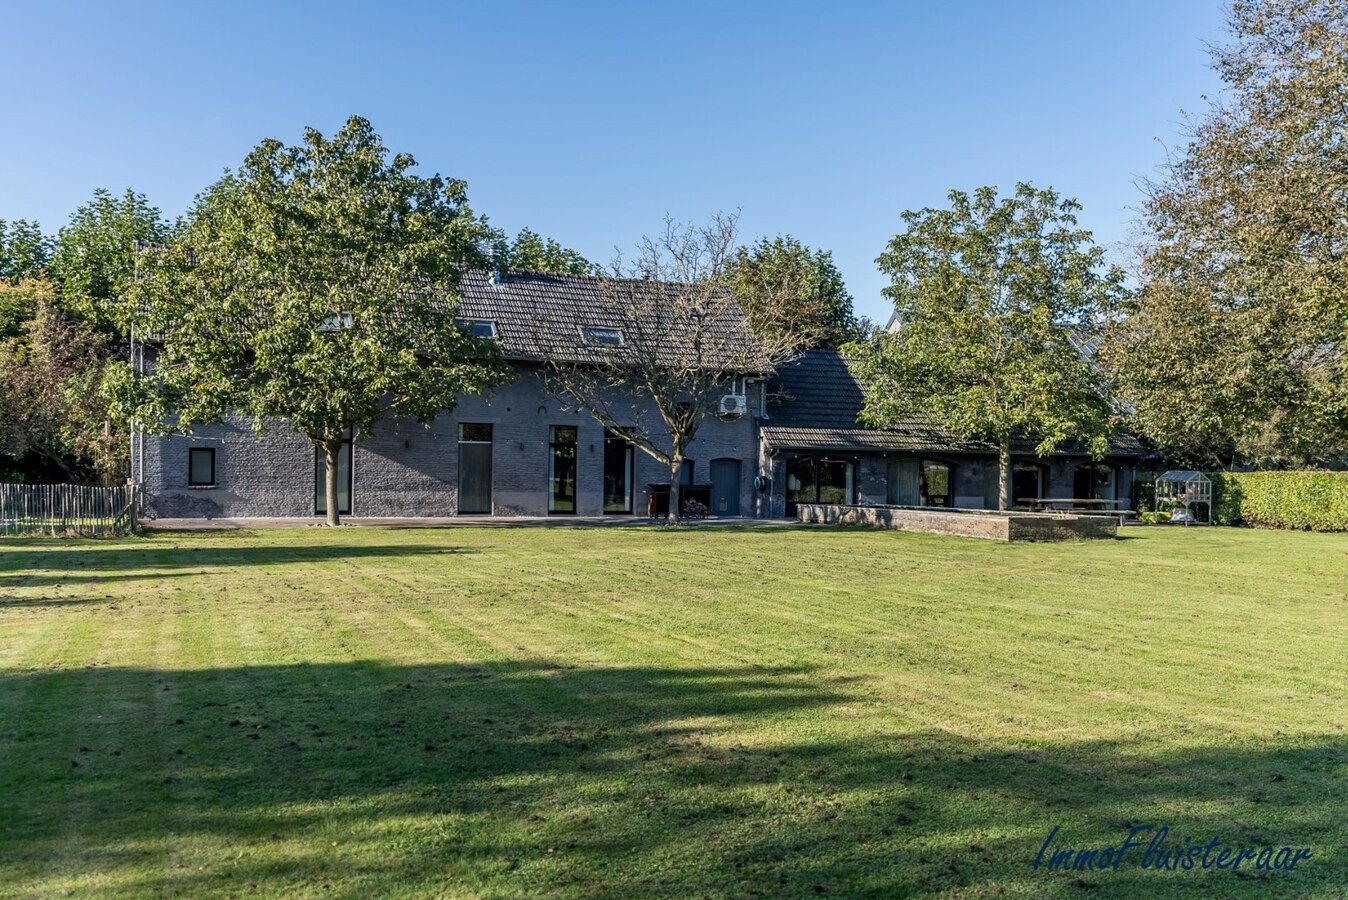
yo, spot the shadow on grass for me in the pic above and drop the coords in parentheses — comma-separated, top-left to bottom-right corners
(0, 543, 475, 589)
(0, 661, 1340, 896)
(0, 594, 115, 608)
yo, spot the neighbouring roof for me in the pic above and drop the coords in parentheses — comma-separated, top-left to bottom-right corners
(762, 350, 1146, 458)
(455, 269, 767, 370)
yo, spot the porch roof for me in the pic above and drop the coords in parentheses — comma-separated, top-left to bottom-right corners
(763, 351, 1146, 458)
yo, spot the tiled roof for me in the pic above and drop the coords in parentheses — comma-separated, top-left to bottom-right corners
(759, 425, 985, 453)
(454, 269, 766, 370)
(763, 350, 1146, 457)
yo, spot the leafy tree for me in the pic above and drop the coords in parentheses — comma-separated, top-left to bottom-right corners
(848, 184, 1125, 510)
(496, 227, 597, 275)
(51, 188, 171, 325)
(117, 116, 513, 524)
(0, 218, 52, 280)
(0, 275, 54, 340)
(1106, 0, 1348, 466)
(723, 236, 856, 350)
(0, 288, 123, 483)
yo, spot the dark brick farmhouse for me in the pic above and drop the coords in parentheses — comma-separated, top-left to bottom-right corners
(135, 270, 1146, 519)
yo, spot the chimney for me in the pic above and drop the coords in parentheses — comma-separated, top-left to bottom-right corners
(486, 245, 503, 286)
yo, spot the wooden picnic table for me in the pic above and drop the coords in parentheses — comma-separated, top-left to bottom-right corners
(1021, 497, 1123, 512)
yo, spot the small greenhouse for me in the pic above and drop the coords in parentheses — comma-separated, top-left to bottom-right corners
(1154, 471, 1212, 525)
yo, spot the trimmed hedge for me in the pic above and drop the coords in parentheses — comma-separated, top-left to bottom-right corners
(1209, 471, 1348, 532)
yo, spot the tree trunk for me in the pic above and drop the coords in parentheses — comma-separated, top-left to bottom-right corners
(667, 456, 682, 525)
(324, 439, 342, 527)
(998, 438, 1012, 512)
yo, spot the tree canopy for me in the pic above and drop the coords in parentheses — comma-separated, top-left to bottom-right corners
(0, 218, 51, 281)
(496, 227, 597, 275)
(1105, 0, 1348, 467)
(723, 235, 857, 350)
(848, 183, 1124, 509)
(51, 189, 170, 326)
(118, 115, 513, 523)
(0, 276, 124, 483)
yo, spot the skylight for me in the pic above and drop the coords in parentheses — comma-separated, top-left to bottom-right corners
(318, 311, 354, 332)
(458, 319, 498, 339)
(580, 326, 624, 347)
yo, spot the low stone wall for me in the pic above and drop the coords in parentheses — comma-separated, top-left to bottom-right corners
(795, 504, 1117, 542)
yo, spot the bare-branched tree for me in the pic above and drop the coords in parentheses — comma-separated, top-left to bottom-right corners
(536, 213, 802, 522)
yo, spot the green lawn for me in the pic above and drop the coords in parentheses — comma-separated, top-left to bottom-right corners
(2, 525, 1346, 898)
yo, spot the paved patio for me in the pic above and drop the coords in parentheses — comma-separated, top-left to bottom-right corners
(145, 515, 795, 531)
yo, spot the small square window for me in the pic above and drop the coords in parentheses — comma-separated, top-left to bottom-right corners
(188, 448, 216, 486)
(550, 425, 578, 444)
(580, 326, 624, 347)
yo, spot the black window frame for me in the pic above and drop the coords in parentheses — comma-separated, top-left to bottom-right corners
(918, 458, 953, 508)
(1073, 461, 1117, 500)
(187, 447, 216, 487)
(457, 422, 494, 514)
(603, 429, 635, 514)
(784, 455, 856, 515)
(548, 425, 579, 514)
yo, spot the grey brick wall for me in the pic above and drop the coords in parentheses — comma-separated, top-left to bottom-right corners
(141, 360, 1138, 521)
(142, 363, 765, 519)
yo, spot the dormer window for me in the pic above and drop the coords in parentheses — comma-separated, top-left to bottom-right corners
(580, 326, 624, 347)
(318, 311, 354, 332)
(458, 319, 498, 339)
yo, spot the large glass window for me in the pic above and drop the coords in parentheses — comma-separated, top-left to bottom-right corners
(1074, 462, 1116, 500)
(784, 457, 855, 515)
(549, 425, 578, 513)
(188, 448, 215, 487)
(984, 460, 1042, 508)
(314, 431, 353, 515)
(603, 429, 634, 513)
(458, 423, 493, 514)
(816, 459, 852, 505)
(919, 460, 951, 507)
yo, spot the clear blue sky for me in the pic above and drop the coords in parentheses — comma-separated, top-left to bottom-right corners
(2, 1, 1227, 323)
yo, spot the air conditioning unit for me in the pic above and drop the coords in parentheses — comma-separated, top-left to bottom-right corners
(718, 394, 747, 417)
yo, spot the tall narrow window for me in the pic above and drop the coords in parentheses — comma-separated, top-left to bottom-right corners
(919, 460, 951, 507)
(314, 431, 353, 515)
(188, 448, 216, 487)
(458, 423, 493, 514)
(603, 429, 633, 514)
(549, 426, 578, 514)
(1013, 462, 1043, 506)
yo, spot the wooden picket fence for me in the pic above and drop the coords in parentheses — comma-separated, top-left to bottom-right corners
(0, 483, 140, 536)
